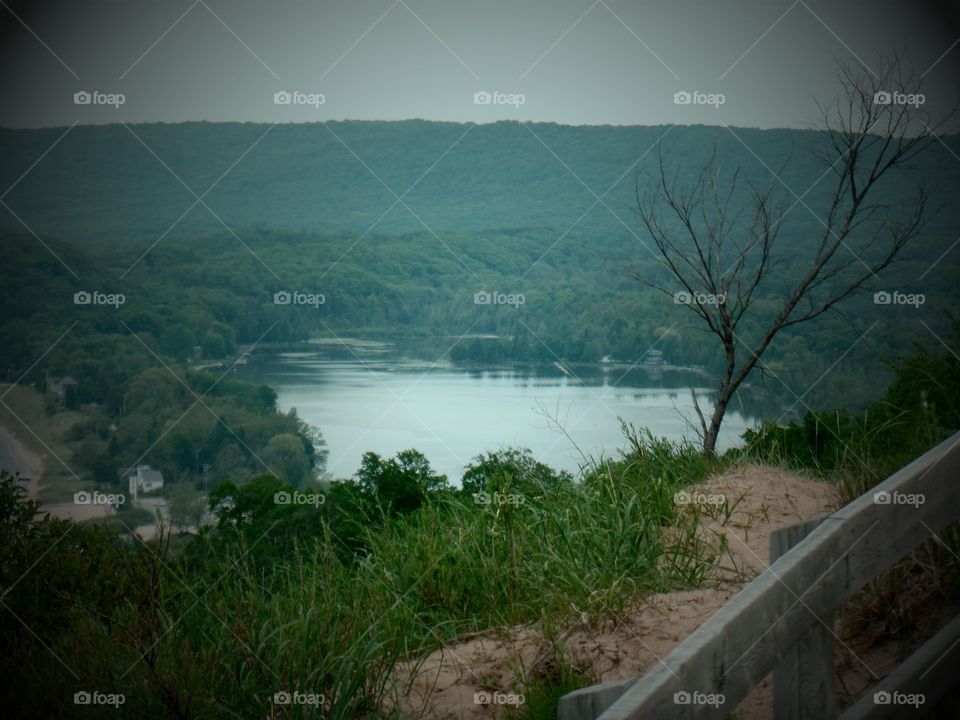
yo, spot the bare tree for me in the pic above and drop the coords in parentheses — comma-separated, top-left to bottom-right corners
(633, 56, 956, 455)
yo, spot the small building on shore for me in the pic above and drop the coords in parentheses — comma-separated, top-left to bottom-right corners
(643, 349, 665, 365)
(126, 465, 164, 500)
(46, 373, 78, 407)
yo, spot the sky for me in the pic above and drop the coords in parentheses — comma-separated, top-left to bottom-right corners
(0, 0, 959, 128)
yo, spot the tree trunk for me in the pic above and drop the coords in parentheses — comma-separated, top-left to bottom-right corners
(702, 387, 733, 456)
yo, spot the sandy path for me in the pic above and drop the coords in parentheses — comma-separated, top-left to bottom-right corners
(392, 465, 842, 720)
(0, 424, 45, 499)
(0, 397, 108, 522)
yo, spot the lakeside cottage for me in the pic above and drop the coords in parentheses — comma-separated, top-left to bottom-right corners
(127, 465, 164, 500)
(643, 349, 664, 365)
(46, 373, 78, 407)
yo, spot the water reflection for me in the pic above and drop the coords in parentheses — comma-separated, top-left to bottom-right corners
(234, 337, 787, 482)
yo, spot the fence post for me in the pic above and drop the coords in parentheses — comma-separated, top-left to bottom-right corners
(771, 518, 836, 720)
(557, 677, 639, 720)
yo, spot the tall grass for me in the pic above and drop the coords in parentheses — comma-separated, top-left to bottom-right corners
(3, 431, 727, 718)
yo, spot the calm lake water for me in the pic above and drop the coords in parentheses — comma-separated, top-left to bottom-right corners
(234, 338, 762, 483)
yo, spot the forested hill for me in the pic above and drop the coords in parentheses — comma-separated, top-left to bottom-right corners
(2, 120, 959, 413)
(2, 120, 958, 247)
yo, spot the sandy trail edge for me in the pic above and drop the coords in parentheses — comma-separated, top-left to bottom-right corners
(0, 424, 45, 499)
(390, 465, 842, 720)
(0, 402, 175, 535)
(0, 391, 108, 522)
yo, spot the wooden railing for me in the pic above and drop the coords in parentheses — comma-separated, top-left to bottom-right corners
(559, 431, 960, 719)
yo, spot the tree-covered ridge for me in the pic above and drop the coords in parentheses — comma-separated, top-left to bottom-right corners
(1, 120, 958, 247)
(2, 220, 953, 418)
(3, 121, 956, 401)
(72, 366, 325, 490)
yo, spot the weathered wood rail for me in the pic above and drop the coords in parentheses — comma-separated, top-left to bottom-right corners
(559, 431, 960, 719)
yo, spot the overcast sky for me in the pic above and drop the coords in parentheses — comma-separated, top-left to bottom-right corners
(1, 0, 959, 128)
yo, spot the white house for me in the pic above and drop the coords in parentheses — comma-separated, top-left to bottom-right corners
(128, 465, 164, 500)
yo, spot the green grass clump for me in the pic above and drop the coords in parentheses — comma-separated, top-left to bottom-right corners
(504, 651, 594, 720)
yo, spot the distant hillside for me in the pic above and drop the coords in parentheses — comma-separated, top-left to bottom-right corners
(2, 120, 958, 252)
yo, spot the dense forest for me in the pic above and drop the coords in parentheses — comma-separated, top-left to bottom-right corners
(0, 121, 960, 380)
(1, 119, 958, 492)
(3, 121, 959, 247)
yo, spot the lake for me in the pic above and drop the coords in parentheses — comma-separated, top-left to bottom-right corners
(233, 338, 763, 483)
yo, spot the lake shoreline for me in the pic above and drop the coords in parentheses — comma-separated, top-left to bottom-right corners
(232, 346, 758, 483)
(231, 336, 720, 380)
